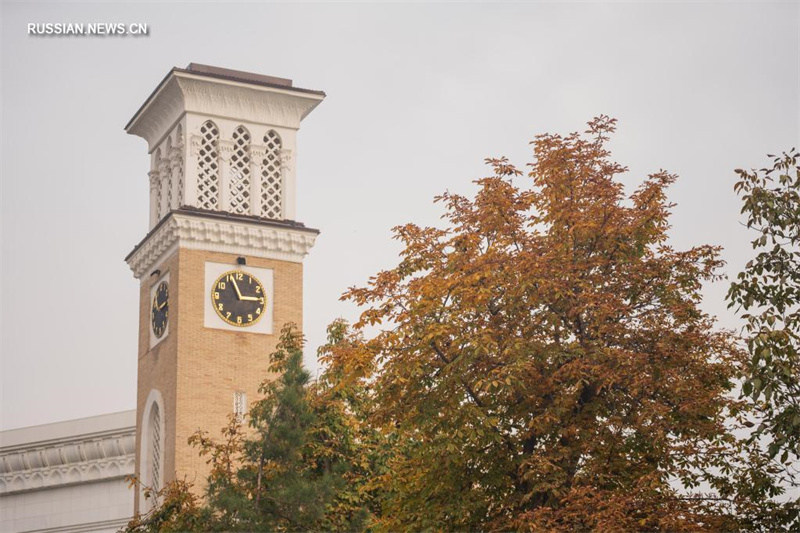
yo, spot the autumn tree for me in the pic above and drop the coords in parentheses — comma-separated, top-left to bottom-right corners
(728, 149, 800, 462)
(310, 319, 390, 530)
(337, 116, 793, 530)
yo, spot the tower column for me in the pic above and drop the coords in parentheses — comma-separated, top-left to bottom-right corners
(169, 140, 183, 209)
(250, 145, 266, 218)
(218, 139, 235, 213)
(158, 157, 171, 216)
(148, 170, 159, 228)
(185, 131, 200, 208)
(279, 149, 293, 220)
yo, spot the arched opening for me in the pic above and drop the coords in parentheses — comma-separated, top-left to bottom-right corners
(139, 389, 165, 511)
(261, 130, 282, 219)
(197, 120, 220, 210)
(230, 125, 251, 214)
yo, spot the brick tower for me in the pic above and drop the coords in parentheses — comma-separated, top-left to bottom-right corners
(124, 64, 324, 512)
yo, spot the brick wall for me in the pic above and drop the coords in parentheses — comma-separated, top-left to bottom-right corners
(134, 247, 303, 510)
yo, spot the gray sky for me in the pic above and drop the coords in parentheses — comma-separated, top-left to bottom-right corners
(1, 1, 798, 430)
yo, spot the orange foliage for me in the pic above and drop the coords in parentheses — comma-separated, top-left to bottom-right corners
(335, 117, 789, 530)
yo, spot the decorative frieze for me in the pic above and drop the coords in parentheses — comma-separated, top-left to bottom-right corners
(0, 428, 135, 495)
(126, 210, 319, 278)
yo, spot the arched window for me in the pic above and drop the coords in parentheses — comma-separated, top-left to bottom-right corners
(149, 403, 162, 491)
(139, 389, 165, 511)
(197, 121, 220, 210)
(230, 126, 251, 214)
(261, 130, 282, 219)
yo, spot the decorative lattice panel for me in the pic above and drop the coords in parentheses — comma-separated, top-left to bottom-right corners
(197, 121, 220, 210)
(261, 130, 283, 219)
(150, 405, 161, 490)
(229, 126, 251, 214)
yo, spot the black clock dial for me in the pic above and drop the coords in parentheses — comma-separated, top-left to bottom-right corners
(151, 281, 169, 338)
(211, 270, 266, 327)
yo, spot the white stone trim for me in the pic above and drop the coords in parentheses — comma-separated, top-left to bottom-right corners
(0, 427, 135, 496)
(126, 211, 318, 279)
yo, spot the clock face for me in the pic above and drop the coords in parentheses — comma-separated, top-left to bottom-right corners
(211, 270, 267, 327)
(151, 281, 169, 338)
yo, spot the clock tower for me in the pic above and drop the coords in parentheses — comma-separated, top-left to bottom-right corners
(124, 64, 324, 511)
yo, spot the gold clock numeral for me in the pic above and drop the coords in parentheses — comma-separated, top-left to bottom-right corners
(237, 316, 242, 324)
(255, 286, 261, 293)
(256, 307, 261, 315)
(226, 311, 231, 318)
(218, 303, 224, 311)
(214, 292, 219, 299)
(218, 281, 226, 290)
(247, 314, 253, 322)
(237, 272, 244, 281)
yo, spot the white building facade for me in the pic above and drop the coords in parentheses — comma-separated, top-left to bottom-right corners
(0, 411, 135, 532)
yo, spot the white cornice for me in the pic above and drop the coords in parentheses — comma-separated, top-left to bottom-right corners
(126, 211, 319, 279)
(31, 517, 133, 533)
(127, 71, 324, 153)
(0, 426, 135, 495)
(127, 76, 186, 154)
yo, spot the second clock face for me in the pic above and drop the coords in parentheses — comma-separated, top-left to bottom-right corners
(211, 270, 267, 327)
(151, 280, 169, 338)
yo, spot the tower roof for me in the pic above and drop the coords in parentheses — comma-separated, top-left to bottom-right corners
(125, 63, 325, 152)
(180, 64, 296, 91)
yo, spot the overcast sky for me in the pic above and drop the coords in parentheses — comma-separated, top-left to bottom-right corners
(1, 1, 798, 431)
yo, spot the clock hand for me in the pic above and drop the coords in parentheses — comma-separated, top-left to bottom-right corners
(231, 277, 244, 300)
(158, 301, 167, 310)
(240, 296, 262, 302)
